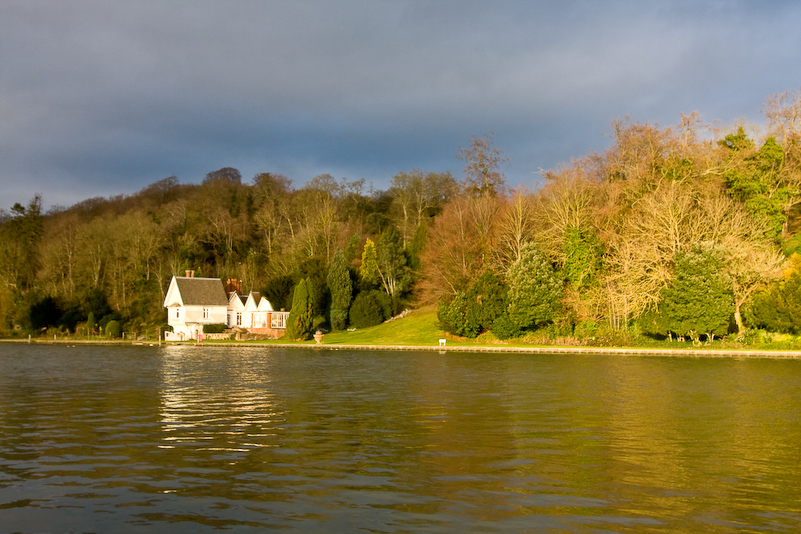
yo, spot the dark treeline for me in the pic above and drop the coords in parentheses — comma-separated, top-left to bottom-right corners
(4, 89, 801, 343)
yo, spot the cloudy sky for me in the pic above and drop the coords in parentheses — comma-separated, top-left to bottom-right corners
(2, 1, 801, 211)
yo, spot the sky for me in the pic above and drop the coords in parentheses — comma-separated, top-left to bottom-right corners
(3, 0, 801, 212)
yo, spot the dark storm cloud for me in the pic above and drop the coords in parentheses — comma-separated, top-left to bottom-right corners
(2, 0, 801, 210)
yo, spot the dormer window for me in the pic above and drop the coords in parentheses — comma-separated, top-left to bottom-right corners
(175, 308, 180, 319)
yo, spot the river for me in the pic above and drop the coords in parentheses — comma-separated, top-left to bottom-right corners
(1, 344, 799, 533)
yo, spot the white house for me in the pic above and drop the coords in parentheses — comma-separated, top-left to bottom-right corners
(229, 291, 289, 335)
(163, 271, 229, 341)
(163, 272, 290, 341)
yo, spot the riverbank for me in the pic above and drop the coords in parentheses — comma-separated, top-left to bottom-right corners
(3, 337, 801, 359)
(4, 307, 801, 358)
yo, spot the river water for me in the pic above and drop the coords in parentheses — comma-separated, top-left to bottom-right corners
(0, 344, 799, 533)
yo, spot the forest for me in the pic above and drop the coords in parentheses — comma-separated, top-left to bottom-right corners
(4, 88, 801, 345)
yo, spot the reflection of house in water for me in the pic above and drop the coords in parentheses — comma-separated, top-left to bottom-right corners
(158, 345, 283, 450)
(163, 271, 288, 341)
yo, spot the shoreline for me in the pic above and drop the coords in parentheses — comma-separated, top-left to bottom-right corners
(3, 338, 801, 359)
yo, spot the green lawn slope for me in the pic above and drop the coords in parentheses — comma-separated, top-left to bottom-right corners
(319, 306, 449, 347)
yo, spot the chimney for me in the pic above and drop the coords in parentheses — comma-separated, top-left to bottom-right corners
(185, 270, 195, 278)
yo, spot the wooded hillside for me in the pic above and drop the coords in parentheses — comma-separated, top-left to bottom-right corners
(4, 89, 801, 342)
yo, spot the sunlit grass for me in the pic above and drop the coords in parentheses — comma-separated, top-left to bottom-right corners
(185, 305, 801, 352)
(320, 306, 446, 346)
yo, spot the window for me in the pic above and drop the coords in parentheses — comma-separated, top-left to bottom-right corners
(203, 308, 210, 320)
(271, 312, 287, 329)
(236, 312, 242, 326)
(175, 308, 180, 320)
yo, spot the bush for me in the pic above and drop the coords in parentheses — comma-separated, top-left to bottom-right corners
(750, 267, 801, 334)
(574, 319, 599, 339)
(438, 271, 508, 339)
(492, 313, 521, 340)
(438, 292, 481, 338)
(349, 292, 384, 328)
(203, 323, 227, 334)
(370, 290, 393, 321)
(106, 320, 122, 339)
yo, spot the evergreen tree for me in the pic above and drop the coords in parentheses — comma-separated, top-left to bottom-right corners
(327, 248, 352, 330)
(506, 243, 562, 331)
(360, 238, 379, 287)
(345, 234, 361, 264)
(659, 244, 734, 341)
(286, 278, 314, 340)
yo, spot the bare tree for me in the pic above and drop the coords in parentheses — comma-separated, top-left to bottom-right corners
(457, 132, 509, 197)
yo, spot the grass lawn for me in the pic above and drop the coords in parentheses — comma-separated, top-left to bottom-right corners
(312, 306, 451, 347)
(186, 306, 801, 353)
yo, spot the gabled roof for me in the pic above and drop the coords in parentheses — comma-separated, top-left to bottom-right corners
(173, 277, 228, 306)
(228, 292, 245, 309)
(244, 291, 263, 311)
(257, 296, 274, 312)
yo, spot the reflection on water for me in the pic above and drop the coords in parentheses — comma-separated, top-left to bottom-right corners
(1, 344, 800, 532)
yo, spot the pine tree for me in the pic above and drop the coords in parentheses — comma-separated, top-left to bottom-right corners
(506, 242, 562, 331)
(327, 248, 352, 330)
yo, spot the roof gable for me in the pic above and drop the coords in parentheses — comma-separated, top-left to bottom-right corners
(244, 292, 262, 311)
(257, 297, 274, 312)
(228, 292, 245, 310)
(172, 277, 228, 306)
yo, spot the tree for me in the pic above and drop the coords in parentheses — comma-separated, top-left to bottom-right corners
(505, 243, 562, 331)
(438, 291, 481, 338)
(762, 87, 801, 146)
(750, 255, 801, 333)
(722, 237, 784, 333)
(390, 169, 458, 246)
(0, 195, 44, 294)
(376, 226, 412, 311)
(262, 274, 295, 312)
(360, 239, 379, 287)
(494, 189, 536, 270)
(457, 132, 508, 197)
(286, 278, 314, 340)
(418, 194, 502, 303)
(437, 270, 508, 338)
(203, 167, 242, 185)
(659, 244, 734, 341)
(327, 248, 352, 330)
(29, 295, 61, 331)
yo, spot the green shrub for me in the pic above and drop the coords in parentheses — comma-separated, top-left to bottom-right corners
(370, 290, 393, 321)
(438, 292, 481, 338)
(106, 320, 122, 339)
(203, 323, 227, 334)
(438, 271, 508, 338)
(574, 319, 599, 339)
(349, 292, 384, 328)
(491, 313, 521, 340)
